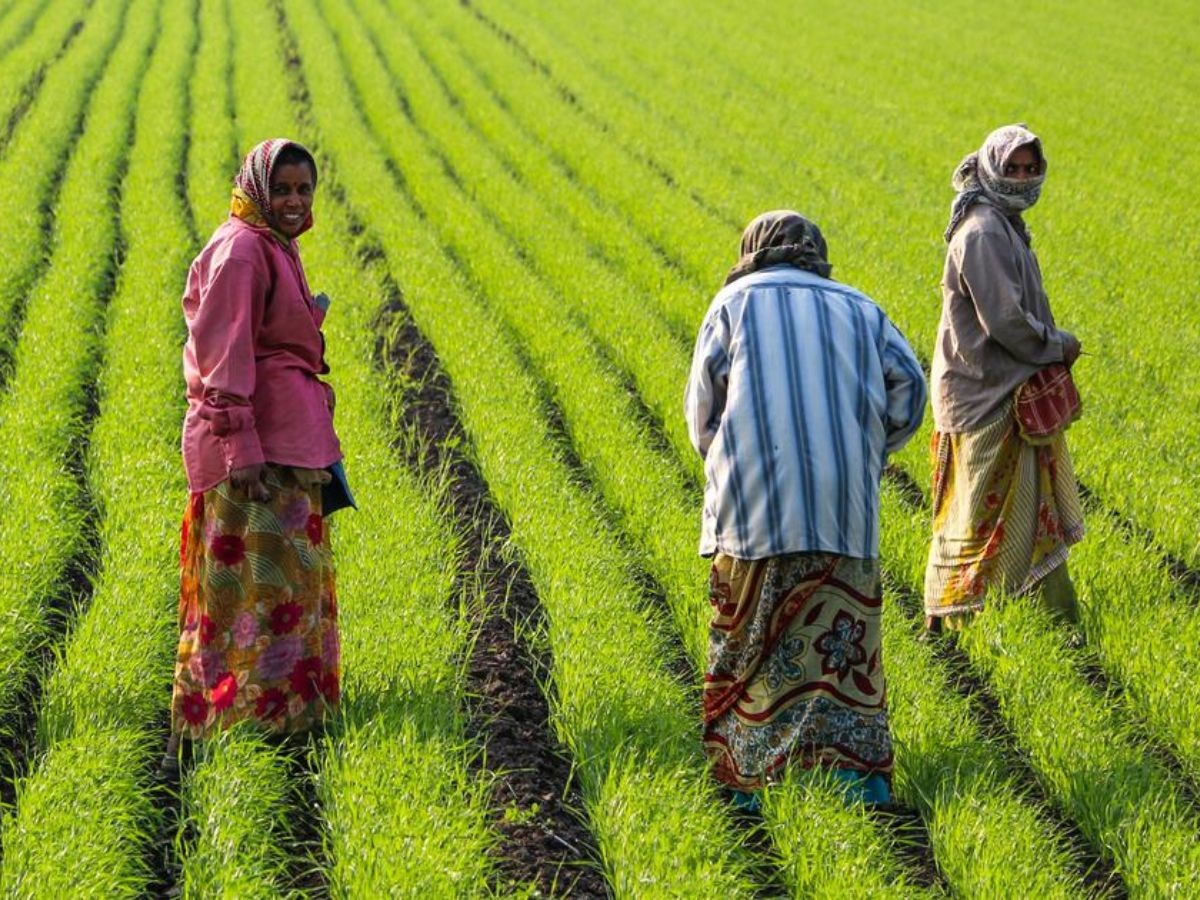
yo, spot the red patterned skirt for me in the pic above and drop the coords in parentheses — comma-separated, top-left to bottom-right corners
(703, 552, 891, 790)
(170, 465, 340, 738)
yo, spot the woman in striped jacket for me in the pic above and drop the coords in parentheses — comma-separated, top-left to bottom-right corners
(685, 210, 926, 811)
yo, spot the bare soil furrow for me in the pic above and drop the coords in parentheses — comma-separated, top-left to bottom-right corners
(378, 282, 609, 898)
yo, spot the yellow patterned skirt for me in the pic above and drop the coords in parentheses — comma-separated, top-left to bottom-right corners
(923, 413, 1084, 626)
(171, 465, 339, 738)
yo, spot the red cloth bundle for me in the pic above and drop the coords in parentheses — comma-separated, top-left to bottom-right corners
(1014, 363, 1082, 444)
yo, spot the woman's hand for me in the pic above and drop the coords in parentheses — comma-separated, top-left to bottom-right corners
(1062, 332, 1082, 367)
(290, 467, 332, 490)
(230, 463, 271, 502)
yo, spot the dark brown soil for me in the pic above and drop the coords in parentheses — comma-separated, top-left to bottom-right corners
(870, 803, 944, 891)
(883, 463, 927, 509)
(378, 292, 609, 897)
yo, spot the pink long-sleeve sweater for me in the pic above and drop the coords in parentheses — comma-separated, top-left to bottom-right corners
(181, 217, 341, 492)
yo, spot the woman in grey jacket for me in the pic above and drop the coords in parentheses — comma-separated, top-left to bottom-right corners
(923, 124, 1085, 635)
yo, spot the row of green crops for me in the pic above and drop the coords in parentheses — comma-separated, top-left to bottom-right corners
(0, 0, 87, 155)
(1, 0, 190, 893)
(323, 1, 1117, 894)
(0, 0, 121, 370)
(0, 0, 147, 746)
(0, 0, 46, 54)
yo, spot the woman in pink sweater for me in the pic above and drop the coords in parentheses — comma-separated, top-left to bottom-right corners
(165, 139, 345, 765)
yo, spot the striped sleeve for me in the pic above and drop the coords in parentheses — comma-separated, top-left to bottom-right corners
(880, 316, 927, 453)
(684, 305, 731, 458)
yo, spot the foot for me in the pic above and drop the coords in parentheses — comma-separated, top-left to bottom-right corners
(728, 790, 762, 814)
(917, 615, 943, 643)
(158, 733, 182, 785)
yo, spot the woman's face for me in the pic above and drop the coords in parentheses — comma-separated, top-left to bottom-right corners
(268, 161, 315, 237)
(1003, 145, 1041, 181)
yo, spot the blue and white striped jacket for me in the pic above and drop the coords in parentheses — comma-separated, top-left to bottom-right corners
(685, 266, 926, 560)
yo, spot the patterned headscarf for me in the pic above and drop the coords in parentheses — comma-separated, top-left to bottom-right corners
(725, 210, 832, 287)
(230, 138, 317, 240)
(944, 123, 1046, 243)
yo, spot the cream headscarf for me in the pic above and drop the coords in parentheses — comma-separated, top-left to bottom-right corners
(944, 123, 1046, 243)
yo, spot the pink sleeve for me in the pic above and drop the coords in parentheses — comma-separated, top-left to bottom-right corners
(190, 254, 267, 470)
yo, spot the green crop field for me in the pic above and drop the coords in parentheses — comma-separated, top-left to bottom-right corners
(0, 0, 1197, 895)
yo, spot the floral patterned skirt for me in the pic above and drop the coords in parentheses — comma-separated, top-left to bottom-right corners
(171, 466, 340, 738)
(923, 413, 1085, 622)
(702, 552, 891, 791)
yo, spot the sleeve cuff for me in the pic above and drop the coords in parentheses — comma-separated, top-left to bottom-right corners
(1046, 329, 1066, 363)
(219, 428, 265, 472)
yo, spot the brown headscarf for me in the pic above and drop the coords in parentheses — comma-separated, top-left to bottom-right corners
(725, 210, 832, 287)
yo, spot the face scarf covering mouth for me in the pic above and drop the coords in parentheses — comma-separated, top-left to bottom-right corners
(944, 123, 1046, 243)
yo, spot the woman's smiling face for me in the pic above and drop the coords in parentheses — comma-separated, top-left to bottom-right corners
(268, 161, 315, 237)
